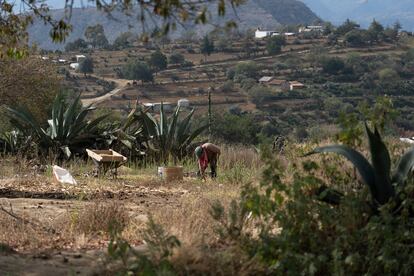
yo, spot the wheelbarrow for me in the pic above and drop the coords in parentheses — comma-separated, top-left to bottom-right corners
(86, 149, 127, 178)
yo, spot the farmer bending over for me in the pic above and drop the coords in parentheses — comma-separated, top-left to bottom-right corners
(195, 143, 221, 179)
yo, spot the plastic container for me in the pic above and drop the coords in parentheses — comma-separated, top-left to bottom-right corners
(158, 166, 183, 182)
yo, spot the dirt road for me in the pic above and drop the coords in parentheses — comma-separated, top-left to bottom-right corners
(81, 76, 129, 106)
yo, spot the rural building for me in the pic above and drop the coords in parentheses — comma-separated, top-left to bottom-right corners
(144, 102, 173, 112)
(75, 54, 86, 62)
(70, 63, 79, 70)
(259, 76, 274, 83)
(255, 28, 294, 39)
(268, 79, 287, 87)
(178, 99, 190, 108)
(299, 25, 324, 33)
(255, 28, 279, 39)
(281, 81, 305, 91)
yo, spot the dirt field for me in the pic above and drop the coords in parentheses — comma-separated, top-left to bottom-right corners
(0, 148, 259, 275)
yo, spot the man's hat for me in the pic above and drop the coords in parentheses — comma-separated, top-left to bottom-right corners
(195, 146, 203, 158)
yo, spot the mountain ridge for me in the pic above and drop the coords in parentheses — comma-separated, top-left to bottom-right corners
(301, 0, 414, 29)
(28, 0, 319, 50)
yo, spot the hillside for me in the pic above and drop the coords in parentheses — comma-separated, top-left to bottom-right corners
(301, 0, 414, 29)
(28, 0, 319, 50)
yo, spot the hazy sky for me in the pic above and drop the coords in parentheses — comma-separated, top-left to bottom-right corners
(15, 0, 89, 10)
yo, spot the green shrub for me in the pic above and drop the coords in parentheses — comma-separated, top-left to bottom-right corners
(213, 143, 414, 275)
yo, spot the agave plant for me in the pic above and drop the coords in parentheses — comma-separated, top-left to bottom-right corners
(101, 103, 150, 157)
(306, 124, 414, 206)
(139, 103, 208, 164)
(6, 93, 108, 159)
(0, 130, 29, 154)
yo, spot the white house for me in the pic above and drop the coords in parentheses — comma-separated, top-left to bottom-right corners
(299, 25, 324, 33)
(178, 99, 190, 108)
(75, 54, 86, 62)
(255, 28, 279, 39)
(259, 76, 274, 83)
(144, 102, 173, 112)
(70, 63, 79, 70)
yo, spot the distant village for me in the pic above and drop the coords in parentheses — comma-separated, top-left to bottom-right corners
(254, 25, 324, 39)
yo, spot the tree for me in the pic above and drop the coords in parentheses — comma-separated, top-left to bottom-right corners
(112, 32, 134, 50)
(148, 49, 167, 74)
(169, 52, 185, 65)
(322, 57, 345, 75)
(65, 38, 88, 52)
(78, 56, 94, 77)
(323, 22, 335, 36)
(266, 35, 286, 55)
(368, 19, 384, 43)
(335, 19, 360, 36)
(122, 60, 153, 84)
(200, 35, 215, 61)
(84, 24, 109, 49)
(241, 37, 253, 58)
(234, 61, 259, 81)
(0, 57, 59, 123)
(211, 112, 261, 144)
(344, 30, 368, 47)
(378, 68, 400, 84)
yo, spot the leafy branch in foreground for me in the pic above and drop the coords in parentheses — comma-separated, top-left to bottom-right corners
(306, 123, 414, 207)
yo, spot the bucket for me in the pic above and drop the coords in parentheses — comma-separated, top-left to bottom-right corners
(159, 166, 183, 182)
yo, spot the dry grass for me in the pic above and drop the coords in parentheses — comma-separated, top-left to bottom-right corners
(73, 201, 130, 235)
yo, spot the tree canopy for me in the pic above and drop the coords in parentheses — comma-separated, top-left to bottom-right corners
(200, 35, 215, 59)
(121, 60, 154, 84)
(78, 56, 94, 76)
(148, 49, 168, 73)
(84, 24, 109, 49)
(266, 35, 286, 55)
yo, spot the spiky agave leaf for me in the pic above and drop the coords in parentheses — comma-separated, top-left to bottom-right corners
(305, 145, 377, 201)
(392, 148, 414, 186)
(365, 124, 394, 204)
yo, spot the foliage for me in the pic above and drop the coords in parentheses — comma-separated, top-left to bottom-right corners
(148, 49, 168, 73)
(64, 38, 88, 52)
(140, 103, 208, 163)
(6, 92, 108, 159)
(307, 124, 414, 206)
(200, 35, 215, 59)
(266, 35, 286, 55)
(367, 19, 385, 43)
(120, 60, 154, 84)
(112, 32, 134, 50)
(335, 19, 360, 36)
(210, 112, 261, 144)
(233, 61, 259, 81)
(108, 216, 180, 275)
(168, 52, 185, 65)
(211, 143, 414, 275)
(77, 56, 94, 76)
(0, 130, 28, 154)
(84, 24, 109, 49)
(336, 111, 363, 147)
(0, 57, 59, 123)
(321, 57, 346, 75)
(247, 85, 274, 106)
(344, 29, 368, 47)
